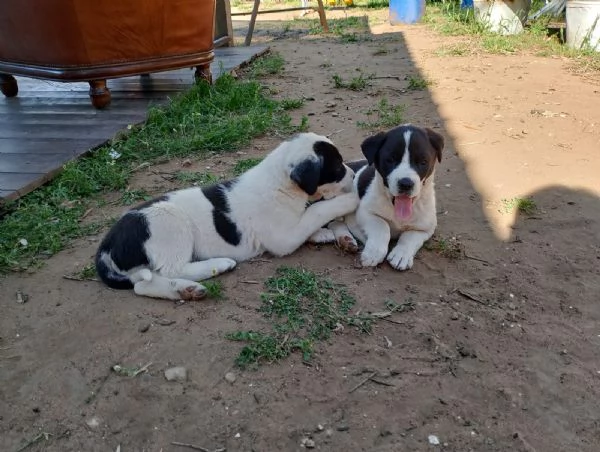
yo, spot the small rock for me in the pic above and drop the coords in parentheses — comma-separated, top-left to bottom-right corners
(224, 372, 236, 384)
(331, 112, 339, 117)
(182, 159, 192, 167)
(451, 312, 460, 320)
(316, 424, 324, 431)
(336, 423, 349, 432)
(428, 434, 440, 445)
(325, 428, 334, 437)
(234, 433, 241, 438)
(301, 437, 315, 448)
(138, 323, 150, 333)
(155, 319, 175, 326)
(16, 290, 29, 304)
(164, 367, 187, 382)
(86, 416, 101, 430)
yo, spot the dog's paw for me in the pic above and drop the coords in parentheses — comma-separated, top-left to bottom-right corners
(177, 283, 207, 301)
(309, 228, 336, 244)
(336, 234, 359, 253)
(360, 244, 388, 267)
(387, 246, 415, 271)
(210, 258, 237, 276)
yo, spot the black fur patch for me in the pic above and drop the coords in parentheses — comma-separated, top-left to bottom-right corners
(202, 180, 242, 246)
(357, 165, 376, 198)
(313, 141, 347, 185)
(346, 159, 368, 174)
(95, 211, 152, 289)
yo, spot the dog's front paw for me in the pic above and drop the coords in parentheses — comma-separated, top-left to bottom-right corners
(360, 244, 388, 267)
(336, 234, 359, 253)
(177, 283, 207, 301)
(387, 246, 415, 271)
(309, 228, 336, 244)
(210, 258, 237, 276)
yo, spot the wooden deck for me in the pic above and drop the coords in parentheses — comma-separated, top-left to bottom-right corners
(0, 45, 268, 202)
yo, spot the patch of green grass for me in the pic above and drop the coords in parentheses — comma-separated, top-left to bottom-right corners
(0, 69, 308, 274)
(424, 235, 464, 259)
(434, 42, 471, 56)
(332, 72, 372, 91)
(501, 197, 537, 215)
(232, 158, 263, 176)
(226, 266, 370, 369)
(247, 53, 285, 77)
(424, 1, 600, 72)
(308, 15, 370, 39)
(203, 280, 225, 300)
(175, 171, 221, 185)
(78, 263, 97, 280)
(407, 75, 430, 90)
(280, 98, 305, 110)
(358, 98, 405, 130)
(119, 189, 151, 206)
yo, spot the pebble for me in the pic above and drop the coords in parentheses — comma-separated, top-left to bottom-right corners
(164, 367, 187, 382)
(336, 423, 349, 432)
(86, 416, 101, 430)
(325, 428, 334, 437)
(225, 372, 236, 384)
(428, 434, 440, 445)
(451, 312, 460, 320)
(301, 437, 315, 448)
(138, 323, 150, 333)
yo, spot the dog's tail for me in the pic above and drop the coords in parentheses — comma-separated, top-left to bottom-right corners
(95, 252, 134, 290)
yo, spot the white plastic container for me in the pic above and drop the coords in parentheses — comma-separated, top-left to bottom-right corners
(566, 0, 600, 51)
(473, 0, 531, 35)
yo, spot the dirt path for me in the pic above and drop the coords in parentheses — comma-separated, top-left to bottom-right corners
(2, 9, 600, 452)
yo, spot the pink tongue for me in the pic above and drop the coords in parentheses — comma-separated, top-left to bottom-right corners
(394, 195, 413, 220)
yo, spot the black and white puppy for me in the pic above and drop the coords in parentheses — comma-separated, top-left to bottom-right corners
(332, 124, 444, 270)
(95, 133, 358, 301)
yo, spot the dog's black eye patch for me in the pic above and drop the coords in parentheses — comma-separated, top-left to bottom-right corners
(313, 140, 346, 185)
(202, 180, 242, 246)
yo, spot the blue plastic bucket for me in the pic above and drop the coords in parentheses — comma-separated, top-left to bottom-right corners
(390, 0, 426, 24)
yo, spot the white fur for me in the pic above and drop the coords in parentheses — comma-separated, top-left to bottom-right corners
(98, 133, 358, 300)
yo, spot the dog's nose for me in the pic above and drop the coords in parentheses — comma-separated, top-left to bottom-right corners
(398, 178, 414, 193)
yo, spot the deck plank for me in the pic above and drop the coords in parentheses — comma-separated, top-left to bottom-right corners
(0, 45, 268, 202)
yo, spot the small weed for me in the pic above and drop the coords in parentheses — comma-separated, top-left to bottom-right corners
(226, 266, 367, 369)
(332, 72, 372, 91)
(358, 98, 405, 129)
(280, 98, 305, 110)
(407, 75, 430, 90)
(434, 43, 471, 56)
(119, 189, 151, 206)
(232, 158, 263, 176)
(203, 280, 225, 300)
(78, 263, 97, 280)
(247, 53, 285, 77)
(501, 197, 537, 215)
(373, 46, 389, 56)
(175, 171, 220, 185)
(424, 235, 464, 259)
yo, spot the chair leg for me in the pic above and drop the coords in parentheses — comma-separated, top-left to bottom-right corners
(245, 0, 261, 46)
(88, 80, 111, 109)
(0, 74, 18, 97)
(316, 0, 329, 32)
(194, 64, 213, 84)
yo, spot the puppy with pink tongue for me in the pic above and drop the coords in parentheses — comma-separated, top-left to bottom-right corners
(343, 124, 444, 270)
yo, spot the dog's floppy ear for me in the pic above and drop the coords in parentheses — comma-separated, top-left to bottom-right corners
(361, 132, 387, 165)
(290, 158, 321, 195)
(425, 128, 444, 163)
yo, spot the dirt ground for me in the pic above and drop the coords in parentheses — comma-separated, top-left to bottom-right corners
(2, 8, 600, 452)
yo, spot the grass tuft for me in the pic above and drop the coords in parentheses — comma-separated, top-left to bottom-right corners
(501, 197, 537, 215)
(247, 53, 285, 77)
(358, 98, 405, 129)
(332, 72, 372, 91)
(226, 266, 370, 369)
(203, 280, 225, 300)
(232, 158, 263, 176)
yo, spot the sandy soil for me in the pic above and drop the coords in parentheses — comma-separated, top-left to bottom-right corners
(2, 8, 600, 452)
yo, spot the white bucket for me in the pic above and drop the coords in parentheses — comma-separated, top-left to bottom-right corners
(566, 0, 600, 51)
(473, 0, 531, 35)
